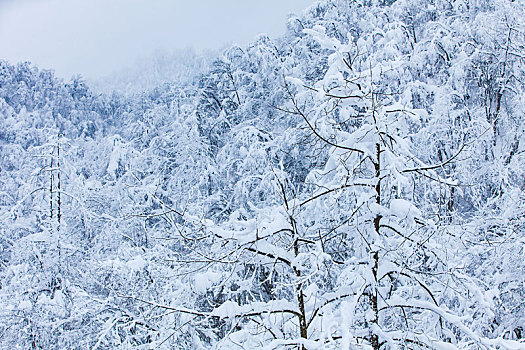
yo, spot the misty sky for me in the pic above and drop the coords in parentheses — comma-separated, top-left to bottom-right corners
(0, 0, 315, 80)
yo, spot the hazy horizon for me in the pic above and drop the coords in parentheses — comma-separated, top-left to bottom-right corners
(0, 0, 315, 80)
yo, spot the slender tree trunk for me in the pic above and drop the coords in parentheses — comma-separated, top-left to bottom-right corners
(282, 181, 309, 349)
(370, 142, 382, 350)
(292, 221, 308, 349)
(57, 142, 61, 229)
(50, 156, 54, 220)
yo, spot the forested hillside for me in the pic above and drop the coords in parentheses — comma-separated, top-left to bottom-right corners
(1, 0, 524, 348)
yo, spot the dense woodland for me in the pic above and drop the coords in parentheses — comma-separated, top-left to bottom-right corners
(1, 0, 524, 348)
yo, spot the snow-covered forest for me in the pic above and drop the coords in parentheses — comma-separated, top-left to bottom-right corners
(1, 0, 524, 348)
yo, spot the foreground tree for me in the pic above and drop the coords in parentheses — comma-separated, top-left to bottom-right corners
(199, 27, 513, 348)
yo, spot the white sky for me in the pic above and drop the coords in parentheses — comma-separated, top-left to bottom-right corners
(0, 0, 315, 80)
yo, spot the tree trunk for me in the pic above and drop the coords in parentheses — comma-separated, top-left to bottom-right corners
(370, 142, 382, 350)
